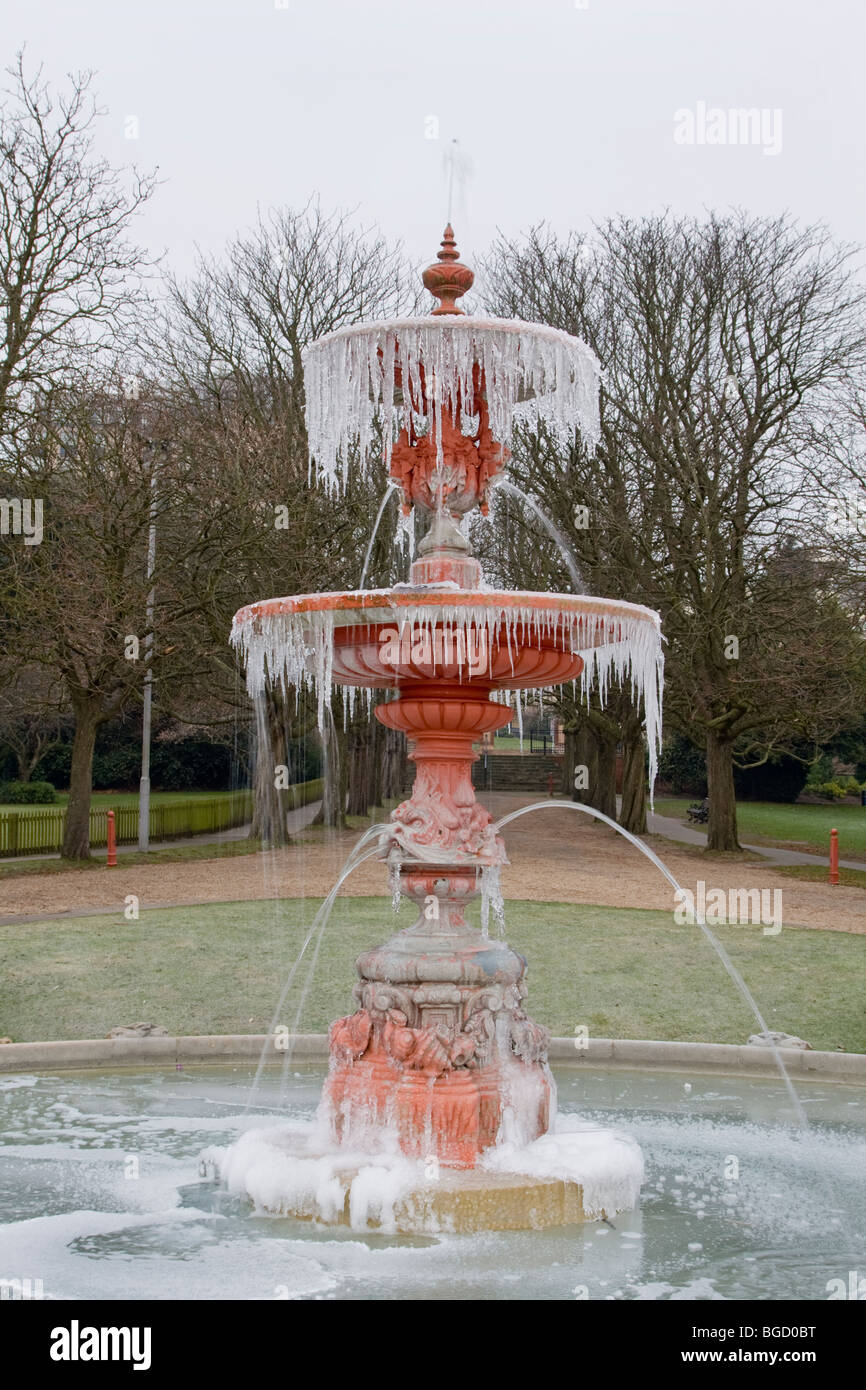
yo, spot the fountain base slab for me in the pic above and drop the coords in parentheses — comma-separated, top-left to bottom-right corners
(262, 1164, 588, 1233)
(215, 1115, 644, 1235)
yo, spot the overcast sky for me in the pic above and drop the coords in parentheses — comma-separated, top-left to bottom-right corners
(5, 0, 865, 283)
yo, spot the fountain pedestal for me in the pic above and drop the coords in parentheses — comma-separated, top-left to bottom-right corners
(326, 867, 551, 1167)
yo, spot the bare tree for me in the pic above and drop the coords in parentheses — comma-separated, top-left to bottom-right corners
(2, 376, 195, 858)
(0, 663, 67, 781)
(157, 204, 413, 839)
(485, 213, 866, 850)
(0, 54, 155, 448)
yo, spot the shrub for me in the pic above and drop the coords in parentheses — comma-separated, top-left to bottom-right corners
(734, 754, 810, 804)
(805, 754, 835, 790)
(33, 743, 72, 787)
(0, 780, 57, 804)
(815, 780, 848, 801)
(658, 735, 707, 796)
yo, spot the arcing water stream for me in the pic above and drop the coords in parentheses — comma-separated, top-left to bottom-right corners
(492, 799, 807, 1128)
(244, 830, 387, 1113)
(490, 797, 863, 1267)
(358, 482, 399, 591)
(496, 478, 585, 592)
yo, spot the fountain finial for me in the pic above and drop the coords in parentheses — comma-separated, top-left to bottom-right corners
(422, 224, 474, 315)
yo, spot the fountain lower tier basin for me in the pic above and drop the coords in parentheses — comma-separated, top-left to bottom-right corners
(231, 588, 662, 692)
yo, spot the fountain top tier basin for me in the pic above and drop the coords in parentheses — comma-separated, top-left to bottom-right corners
(302, 226, 600, 514)
(231, 227, 664, 787)
(303, 313, 601, 499)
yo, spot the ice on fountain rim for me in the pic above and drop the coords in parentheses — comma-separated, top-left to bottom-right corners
(230, 593, 664, 792)
(302, 314, 601, 487)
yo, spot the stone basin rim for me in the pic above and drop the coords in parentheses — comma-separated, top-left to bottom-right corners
(232, 588, 662, 634)
(2, 1035, 864, 1081)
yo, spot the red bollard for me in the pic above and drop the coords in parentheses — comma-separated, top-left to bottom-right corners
(107, 810, 117, 868)
(829, 827, 839, 886)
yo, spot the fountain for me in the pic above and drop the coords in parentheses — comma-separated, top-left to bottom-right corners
(226, 226, 665, 1232)
(2, 234, 863, 1297)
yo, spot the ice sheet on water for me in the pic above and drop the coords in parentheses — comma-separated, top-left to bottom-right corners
(0, 1207, 337, 1301)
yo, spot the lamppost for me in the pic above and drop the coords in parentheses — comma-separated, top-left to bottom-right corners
(138, 441, 159, 851)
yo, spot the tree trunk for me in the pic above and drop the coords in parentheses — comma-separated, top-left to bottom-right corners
(61, 698, 100, 860)
(250, 695, 291, 846)
(369, 716, 385, 809)
(14, 748, 32, 782)
(339, 723, 350, 820)
(314, 713, 345, 828)
(346, 723, 373, 816)
(562, 728, 577, 796)
(12, 750, 32, 783)
(381, 726, 407, 802)
(706, 727, 741, 851)
(593, 731, 618, 821)
(571, 724, 598, 805)
(619, 733, 647, 834)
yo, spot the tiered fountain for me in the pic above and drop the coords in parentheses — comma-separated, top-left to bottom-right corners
(228, 228, 664, 1232)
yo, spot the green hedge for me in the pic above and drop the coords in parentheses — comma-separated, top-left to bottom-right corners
(0, 780, 57, 805)
(286, 778, 323, 810)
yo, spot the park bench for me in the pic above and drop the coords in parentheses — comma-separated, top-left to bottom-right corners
(687, 798, 709, 824)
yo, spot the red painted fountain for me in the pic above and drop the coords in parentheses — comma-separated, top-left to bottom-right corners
(229, 229, 663, 1229)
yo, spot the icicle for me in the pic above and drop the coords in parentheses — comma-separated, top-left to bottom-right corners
(395, 506, 415, 558)
(480, 864, 507, 940)
(388, 849, 402, 912)
(302, 316, 601, 489)
(230, 593, 664, 800)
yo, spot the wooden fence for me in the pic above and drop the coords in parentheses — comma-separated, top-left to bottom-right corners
(0, 788, 269, 857)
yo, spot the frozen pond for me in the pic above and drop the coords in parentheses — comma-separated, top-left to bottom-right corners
(1, 1063, 863, 1301)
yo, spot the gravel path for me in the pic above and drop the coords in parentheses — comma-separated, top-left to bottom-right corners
(0, 793, 861, 933)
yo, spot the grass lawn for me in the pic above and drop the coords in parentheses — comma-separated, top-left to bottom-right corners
(0, 789, 243, 815)
(2, 897, 864, 1051)
(654, 796, 866, 859)
(775, 865, 866, 889)
(488, 735, 554, 754)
